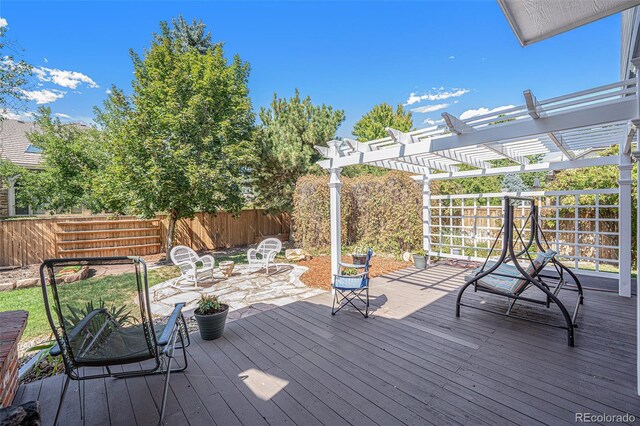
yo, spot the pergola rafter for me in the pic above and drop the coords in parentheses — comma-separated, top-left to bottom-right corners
(483, 142, 530, 165)
(547, 132, 575, 160)
(386, 128, 490, 169)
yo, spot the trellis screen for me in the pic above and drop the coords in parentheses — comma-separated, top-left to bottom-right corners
(428, 189, 620, 276)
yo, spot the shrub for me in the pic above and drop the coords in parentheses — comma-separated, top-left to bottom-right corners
(292, 171, 422, 254)
(292, 175, 354, 250)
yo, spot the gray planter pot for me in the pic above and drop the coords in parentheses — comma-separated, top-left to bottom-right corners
(413, 255, 428, 269)
(194, 304, 229, 340)
(352, 253, 368, 265)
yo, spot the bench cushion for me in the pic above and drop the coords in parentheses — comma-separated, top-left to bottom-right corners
(467, 250, 557, 294)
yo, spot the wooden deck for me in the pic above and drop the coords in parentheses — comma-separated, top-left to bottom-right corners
(14, 264, 639, 425)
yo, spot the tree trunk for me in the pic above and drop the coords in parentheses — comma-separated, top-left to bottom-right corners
(166, 209, 178, 260)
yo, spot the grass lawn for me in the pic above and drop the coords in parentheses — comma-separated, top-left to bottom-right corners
(215, 253, 249, 264)
(0, 265, 180, 343)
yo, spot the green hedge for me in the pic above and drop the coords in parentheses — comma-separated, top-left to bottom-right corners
(292, 172, 422, 253)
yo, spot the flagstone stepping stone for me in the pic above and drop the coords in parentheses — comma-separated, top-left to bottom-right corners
(148, 263, 328, 320)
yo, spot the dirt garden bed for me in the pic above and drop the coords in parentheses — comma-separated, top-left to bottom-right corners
(297, 255, 412, 291)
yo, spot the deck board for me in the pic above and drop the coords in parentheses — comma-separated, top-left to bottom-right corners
(14, 264, 639, 425)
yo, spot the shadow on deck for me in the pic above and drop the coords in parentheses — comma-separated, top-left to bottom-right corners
(14, 264, 639, 425)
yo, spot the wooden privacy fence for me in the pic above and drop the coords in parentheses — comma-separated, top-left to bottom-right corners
(0, 210, 290, 267)
(57, 218, 162, 258)
(158, 210, 290, 251)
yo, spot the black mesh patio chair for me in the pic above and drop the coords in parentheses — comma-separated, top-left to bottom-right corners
(331, 248, 373, 318)
(40, 257, 190, 426)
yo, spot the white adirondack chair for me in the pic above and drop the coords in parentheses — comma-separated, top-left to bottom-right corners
(247, 238, 282, 273)
(170, 245, 215, 288)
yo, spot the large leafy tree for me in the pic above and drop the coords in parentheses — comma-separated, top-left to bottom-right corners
(16, 107, 106, 213)
(352, 102, 412, 141)
(95, 18, 254, 257)
(345, 103, 413, 177)
(0, 23, 32, 113)
(1, 22, 33, 182)
(253, 89, 344, 212)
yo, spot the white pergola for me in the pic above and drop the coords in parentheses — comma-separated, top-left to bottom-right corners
(316, 76, 638, 294)
(316, 73, 640, 395)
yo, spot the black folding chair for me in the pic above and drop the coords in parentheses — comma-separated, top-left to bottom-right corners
(331, 248, 373, 318)
(40, 257, 190, 426)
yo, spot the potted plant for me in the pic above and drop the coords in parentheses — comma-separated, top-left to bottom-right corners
(351, 247, 369, 265)
(413, 250, 429, 269)
(194, 294, 229, 340)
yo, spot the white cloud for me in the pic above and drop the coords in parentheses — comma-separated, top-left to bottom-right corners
(106, 89, 112, 95)
(34, 66, 99, 89)
(405, 88, 469, 105)
(459, 105, 515, 120)
(448, 56, 455, 59)
(22, 88, 66, 104)
(423, 118, 445, 126)
(411, 103, 449, 114)
(1, 110, 35, 121)
(0, 18, 7, 28)
(43, 57, 48, 63)
(54, 112, 71, 119)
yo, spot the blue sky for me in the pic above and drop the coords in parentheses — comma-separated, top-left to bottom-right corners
(2, 1, 621, 137)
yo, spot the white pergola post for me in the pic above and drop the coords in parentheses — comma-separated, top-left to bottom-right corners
(621, 57, 640, 298)
(619, 145, 633, 297)
(422, 175, 432, 265)
(329, 167, 342, 279)
(326, 139, 343, 282)
(633, 149, 640, 396)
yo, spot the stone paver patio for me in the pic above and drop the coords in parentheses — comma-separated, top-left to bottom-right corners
(149, 263, 326, 322)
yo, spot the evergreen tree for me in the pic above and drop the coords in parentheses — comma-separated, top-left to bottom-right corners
(253, 89, 344, 212)
(167, 15, 220, 54)
(500, 174, 528, 192)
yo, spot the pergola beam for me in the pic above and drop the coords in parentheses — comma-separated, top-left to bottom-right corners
(428, 154, 618, 180)
(524, 89, 544, 119)
(547, 132, 575, 160)
(442, 112, 475, 135)
(430, 98, 636, 152)
(343, 138, 371, 153)
(441, 112, 525, 165)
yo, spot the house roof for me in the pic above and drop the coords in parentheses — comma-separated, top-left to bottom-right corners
(0, 119, 42, 169)
(498, 0, 640, 46)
